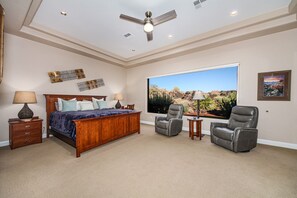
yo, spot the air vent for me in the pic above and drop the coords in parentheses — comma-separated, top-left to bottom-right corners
(124, 33, 132, 38)
(193, 0, 207, 8)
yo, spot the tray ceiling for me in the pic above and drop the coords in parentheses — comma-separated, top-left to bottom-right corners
(1, 0, 296, 67)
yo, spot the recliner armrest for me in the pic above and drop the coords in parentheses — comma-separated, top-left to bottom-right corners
(233, 127, 258, 152)
(210, 122, 228, 133)
(168, 118, 183, 124)
(210, 122, 229, 143)
(155, 116, 167, 122)
(234, 127, 258, 138)
(168, 118, 183, 136)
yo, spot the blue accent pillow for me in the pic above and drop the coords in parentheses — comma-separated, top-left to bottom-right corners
(96, 101, 108, 109)
(57, 98, 76, 111)
(62, 100, 77, 112)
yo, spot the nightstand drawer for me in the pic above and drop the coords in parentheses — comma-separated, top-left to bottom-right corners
(13, 134, 41, 148)
(12, 122, 41, 132)
(12, 129, 41, 138)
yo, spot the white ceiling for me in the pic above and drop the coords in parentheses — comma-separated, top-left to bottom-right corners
(32, 0, 291, 58)
(1, 0, 296, 67)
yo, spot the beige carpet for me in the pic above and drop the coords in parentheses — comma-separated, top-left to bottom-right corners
(1, 124, 297, 198)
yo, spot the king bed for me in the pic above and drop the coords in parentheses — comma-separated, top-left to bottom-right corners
(44, 94, 141, 157)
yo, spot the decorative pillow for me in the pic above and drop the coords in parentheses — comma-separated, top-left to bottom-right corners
(92, 97, 104, 109)
(96, 100, 108, 109)
(57, 98, 76, 111)
(79, 101, 94, 111)
(61, 99, 77, 112)
(55, 102, 59, 111)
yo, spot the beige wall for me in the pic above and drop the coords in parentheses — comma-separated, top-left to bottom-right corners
(1, 29, 296, 145)
(0, 33, 127, 142)
(127, 28, 297, 144)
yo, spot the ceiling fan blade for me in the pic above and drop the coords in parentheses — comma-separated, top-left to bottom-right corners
(147, 32, 153, 41)
(152, 10, 177, 26)
(119, 14, 144, 25)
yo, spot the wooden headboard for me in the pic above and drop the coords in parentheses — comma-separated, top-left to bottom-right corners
(43, 94, 107, 137)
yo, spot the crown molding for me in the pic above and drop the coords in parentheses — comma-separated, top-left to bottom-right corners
(126, 13, 297, 68)
(6, 0, 297, 68)
(289, 0, 297, 13)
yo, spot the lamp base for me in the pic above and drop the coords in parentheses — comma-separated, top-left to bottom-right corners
(115, 100, 122, 109)
(18, 103, 34, 120)
(196, 99, 201, 119)
(20, 118, 33, 122)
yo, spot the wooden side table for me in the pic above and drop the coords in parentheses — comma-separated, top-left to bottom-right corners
(8, 117, 43, 149)
(188, 118, 203, 140)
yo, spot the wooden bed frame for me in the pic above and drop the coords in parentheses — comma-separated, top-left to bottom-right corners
(44, 94, 141, 157)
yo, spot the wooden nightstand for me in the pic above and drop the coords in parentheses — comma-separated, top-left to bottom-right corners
(8, 117, 43, 149)
(188, 118, 203, 140)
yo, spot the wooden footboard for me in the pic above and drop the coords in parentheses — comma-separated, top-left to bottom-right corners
(44, 94, 141, 157)
(74, 112, 140, 157)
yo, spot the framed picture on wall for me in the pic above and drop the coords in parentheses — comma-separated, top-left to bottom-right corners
(257, 70, 291, 101)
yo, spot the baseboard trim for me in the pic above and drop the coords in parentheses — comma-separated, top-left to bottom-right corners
(141, 120, 210, 135)
(140, 120, 155, 125)
(0, 140, 9, 147)
(257, 139, 297, 150)
(1, 123, 296, 150)
(141, 120, 297, 150)
(0, 134, 48, 147)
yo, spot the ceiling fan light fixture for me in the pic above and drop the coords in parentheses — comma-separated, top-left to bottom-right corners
(120, 10, 176, 41)
(230, 10, 238, 17)
(60, 11, 67, 16)
(144, 22, 153, 32)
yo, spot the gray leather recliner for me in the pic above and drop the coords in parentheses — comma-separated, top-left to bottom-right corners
(155, 104, 184, 136)
(210, 106, 259, 152)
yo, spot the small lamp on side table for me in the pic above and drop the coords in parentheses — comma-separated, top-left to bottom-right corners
(13, 91, 37, 121)
(114, 93, 123, 109)
(192, 90, 204, 119)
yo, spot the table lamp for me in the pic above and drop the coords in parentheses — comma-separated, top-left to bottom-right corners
(114, 93, 123, 109)
(192, 91, 204, 118)
(13, 91, 37, 120)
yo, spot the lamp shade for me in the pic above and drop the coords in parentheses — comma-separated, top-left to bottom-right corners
(114, 93, 123, 101)
(13, 91, 37, 104)
(13, 91, 37, 120)
(193, 91, 204, 100)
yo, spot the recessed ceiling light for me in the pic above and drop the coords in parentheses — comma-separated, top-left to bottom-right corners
(168, 34, 174, 39)
(230, 10, 238, 17)
(124, 33, 132, 38)
(60, 11, 67, 16)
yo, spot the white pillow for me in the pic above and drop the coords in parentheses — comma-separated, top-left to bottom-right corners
(92, 97, 104, 109)
(57, 98, 76, 111)
(79, 101, 94, 111)
(97, 100, 109, 109)
(55, 102, 59, 111)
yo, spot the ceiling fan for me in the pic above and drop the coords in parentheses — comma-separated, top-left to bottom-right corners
(120, 10, 177, 41)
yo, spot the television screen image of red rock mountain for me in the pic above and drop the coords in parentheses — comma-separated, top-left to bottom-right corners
(48, 69, 86, 83)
